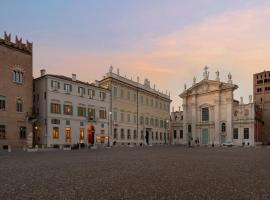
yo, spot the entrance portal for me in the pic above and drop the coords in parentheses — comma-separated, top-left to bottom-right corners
(202, 128, 209, 145)
(221, 135, 226, 144)
(88, 125, 95, 145)
(146, 131, 149, 145)
(66, 128, 71, 144)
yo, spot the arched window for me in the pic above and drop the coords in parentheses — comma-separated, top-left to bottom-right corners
(221, 123, 226, 132)
(16, 98, 23, 112)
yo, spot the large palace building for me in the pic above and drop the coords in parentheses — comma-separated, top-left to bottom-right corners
(0, 32, 34, 149)
(173, 67, 262, 146)
(99, 67, 171, 146)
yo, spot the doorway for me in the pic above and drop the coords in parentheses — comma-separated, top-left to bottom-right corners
(88, 125, 95, 145)
(202, 128, 209, 145)
(145, 131, 149, 145)
(66, 128, 71, 144)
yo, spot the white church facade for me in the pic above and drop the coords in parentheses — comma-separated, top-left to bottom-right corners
(172, 67, 262, 147)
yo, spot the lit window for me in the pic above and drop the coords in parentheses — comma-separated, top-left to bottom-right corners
(80, 128, 84, 140)
(53, 127, 59, 139)
(64, 105, 73, 115)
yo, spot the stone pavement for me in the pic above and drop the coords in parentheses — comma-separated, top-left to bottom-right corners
(0, 146, 270, 200)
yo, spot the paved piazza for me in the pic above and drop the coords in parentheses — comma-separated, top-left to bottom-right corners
(1, 146, 270, 200)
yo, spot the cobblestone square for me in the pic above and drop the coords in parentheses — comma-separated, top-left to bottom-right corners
(1, 146, 270, 200)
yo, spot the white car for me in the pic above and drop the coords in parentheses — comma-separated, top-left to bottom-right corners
(222, 141, 233, 147)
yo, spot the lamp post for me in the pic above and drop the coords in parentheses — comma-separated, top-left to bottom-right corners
(166, 119, 170, 145)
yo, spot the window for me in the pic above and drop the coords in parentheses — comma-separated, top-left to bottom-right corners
(146, 97, 149, 106)
(202, 107, 209, 121)
(150, 118, 154, 126)
(80, 128, 84, 140)
(100, 92, 106, 101)
(121, 112, 124, 122)
(51, 103, 61, 114)
(53, 127, 59, 139)
(180, 130, 183, 139)
(188, 125, 192, 133)
(160, 120, 164, 128)
(150, 99, 153, 107)
(233, 128, 238, 139)
(133, 130, 137, 139)
(140, 130, 144, 140)
(16, 99, 23, 112)
(160, 132, 163, 140)
(140, 116, 144, 125)
(145, 117, 149, 125)
(127, 129, 131, 140)
(113, 87, 117, 97)
(51, 119, 60, 124)
(127, 114, 130, 123)
(66, 120, 70, 125)
(99, 109, 107, 119)
(174, 130, 177, 139)
(51, 80, 60, 90)
(120, 89, 124, 98)
(244, 128, 249, 139)
(20, 126, 26, 139)
(88, 108, 95, 121)
(113, 111, 117, 122)
(78, 107, 86, 117)
(113, 128, 118, 139)
(0, 125, 6, 139)
(78, 87, 85, 96)
(121, 129, 125, 139)
(88, 89, 95, 99)
(80, 121, 84, 126)
(155, 132, 158, 140)
(221, 123, 226, 132)
(140, 95, 144, 104)
(63, 105, 73, 115)
(0, 96, 6, 110)
(64, 84, 72, 93)
(13, 70, 23, 84)
(133, 115, 137, 124)
(155, 119, 159, 127)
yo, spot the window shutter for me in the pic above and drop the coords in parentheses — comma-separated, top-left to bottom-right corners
(50, 103, 53, 113)
(59, 104, 61, 114)
(71, 105, 73, 114)
(77, 107, 80, 116)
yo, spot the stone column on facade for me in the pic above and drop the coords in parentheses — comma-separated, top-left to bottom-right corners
(226, 91, 233, 142)
(191, 95, 197, 144)
(214, 93, 220, 145)
(182, 98, 188, 144)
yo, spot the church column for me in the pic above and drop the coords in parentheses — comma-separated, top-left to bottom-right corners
(182, 98, 188, 144)
(191, 95, 197, 143)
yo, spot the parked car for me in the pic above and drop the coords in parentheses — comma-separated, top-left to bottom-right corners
(222, 141, 233, 147)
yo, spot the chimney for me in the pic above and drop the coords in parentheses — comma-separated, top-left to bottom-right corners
(40, 69, 46, 77)
(72, 74, 76, 81)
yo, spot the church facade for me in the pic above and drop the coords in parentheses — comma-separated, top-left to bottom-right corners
(174, 67, 262, 146)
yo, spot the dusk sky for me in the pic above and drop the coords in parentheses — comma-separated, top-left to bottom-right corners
(1, 0, 270, 109)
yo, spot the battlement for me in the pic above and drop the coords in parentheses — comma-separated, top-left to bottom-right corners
(0, 31, 32, 54)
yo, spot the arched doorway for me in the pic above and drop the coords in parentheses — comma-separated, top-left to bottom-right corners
(88, 125, 95, 145)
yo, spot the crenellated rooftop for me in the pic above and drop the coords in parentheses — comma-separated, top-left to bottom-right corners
(0, 31, 32, 54)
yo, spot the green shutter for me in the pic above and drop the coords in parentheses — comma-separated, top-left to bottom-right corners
(59, 104, 61, 114)
(71, 105, 73, 115)
(50, 103, 53, 113)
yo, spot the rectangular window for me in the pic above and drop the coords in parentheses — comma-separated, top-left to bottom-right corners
(244, 128, 249, 139)
(202, 107, 209, 121)
(100, 92, 106, 101)
(53, 127, 59, 139)
(0, 96, 6, 110)
(133, 93, 137, 102)
(160, 120, 163, 128)
(88, 89, 95, 99)
(20, 126, 26, 139)
(88, 107, 96, 121)
(140, 95, 144, 104)
(78, 107, 86, 117)
(233, 128, 238, 139)
(121, 112, 124, 122)
(99, 109, 107, 119)
(113, 87, 117, 97)
(140, 116, 144, 125)
(0, 125, 6, 139)
(51, 119, 60, 124)
(174, 130, 177, 139)
(51, 80, 60, 90)
(16, 99, 23, 112)
(80, 128, 84, 140)
(113, 111, 118, 122)
(63, 105, 73, 115)
(180, 130, 183, 139)
(51, 103, 61, 114)
(127, 114, 130, 122)
(78, 87, 85, 96)
(64, 84, 72, 93)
